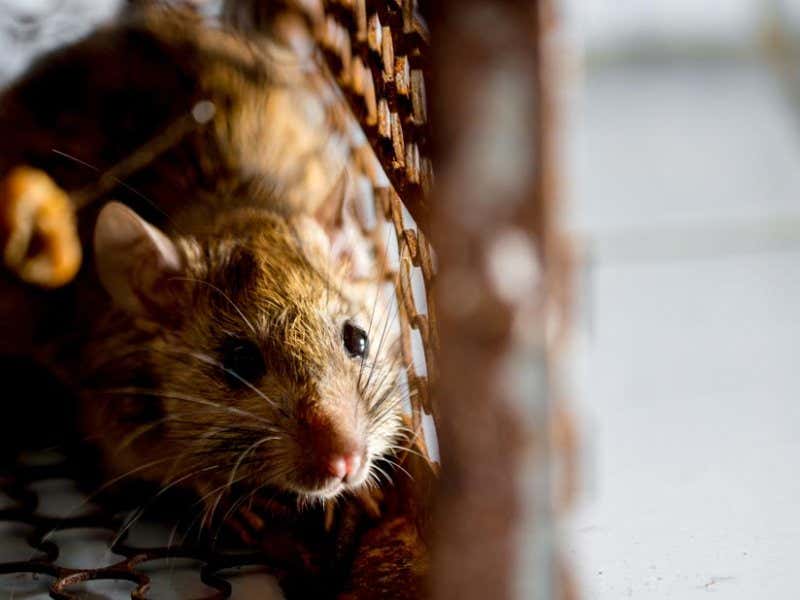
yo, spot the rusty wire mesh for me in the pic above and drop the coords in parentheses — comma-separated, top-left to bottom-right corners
(1, 0, 440, 597)
(0, 452, 294, 599)
(287, 0, 440, 464)
(0, 0, 572, 597)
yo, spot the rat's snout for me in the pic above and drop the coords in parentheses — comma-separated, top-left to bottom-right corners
(326, 448, 364, 483)
(310, 426, 367, 484)
(297, 399, 368, 489)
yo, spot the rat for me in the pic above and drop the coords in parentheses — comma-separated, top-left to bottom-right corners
(0, 4, 409, 524)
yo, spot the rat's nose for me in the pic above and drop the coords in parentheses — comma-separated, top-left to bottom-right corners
(327, 451, 363, 482)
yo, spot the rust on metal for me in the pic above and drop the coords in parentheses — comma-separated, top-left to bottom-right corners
(428, 1, 569, 599)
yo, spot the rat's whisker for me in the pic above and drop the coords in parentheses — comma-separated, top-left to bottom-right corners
(368, 385, 411, 425)
(112, 463, 222, 548)
(199, 464, 258, 536)
(38, 453, 213, 556)
(163, 425, 235, 482)
(226, 435, 279, 489)
(169, 277, 257, 335)
(361, 297, 401, 401)
(383, 444, 429, 462)
(50, 147, 177, 227)
(369, 462, 393, 486)
(364, 361, 405, 410)
(187, 351, 289, 417)
(112, 415, 181, 455)
(358, 282, 385, 388)
(218, 480, 273, 532)
(100, 387, 275, 426)
(379, 457, 414, 482)
(98, 343, 288, 416)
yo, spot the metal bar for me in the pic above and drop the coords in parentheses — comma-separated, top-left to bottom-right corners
(429, 1, 561, 599)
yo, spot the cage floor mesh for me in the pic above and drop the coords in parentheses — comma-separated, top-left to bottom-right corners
(0, 450, 289, 600)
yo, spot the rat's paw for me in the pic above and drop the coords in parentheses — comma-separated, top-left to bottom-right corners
(337, 515, 428, 600)
(324, 487, 384, 533)
(0, 166, 81, 287)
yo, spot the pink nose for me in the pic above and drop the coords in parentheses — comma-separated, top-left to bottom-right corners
(327, 451, 363, 482)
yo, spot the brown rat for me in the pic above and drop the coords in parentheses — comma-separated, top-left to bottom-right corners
(84, 200, 405, 506)
(0, 6, 409, 519)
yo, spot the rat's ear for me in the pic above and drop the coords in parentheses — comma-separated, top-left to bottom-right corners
(291, 214, 331, 262)
(291, 172, 348, 262)
(94, 202, 184, 317)
(313, 170, 348, 234)
(297, 172, 372, 278)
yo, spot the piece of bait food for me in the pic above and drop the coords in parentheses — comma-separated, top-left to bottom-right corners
(0, 166, 81, 288)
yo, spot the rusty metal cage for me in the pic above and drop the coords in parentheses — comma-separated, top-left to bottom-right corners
(0, 0, 571, 598)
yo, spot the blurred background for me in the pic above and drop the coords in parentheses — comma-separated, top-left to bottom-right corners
(560, 1, 800, 598)
(1, 0, 799, 598)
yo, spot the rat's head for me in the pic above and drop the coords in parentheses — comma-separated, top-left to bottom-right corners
(88, 201, 406, 502)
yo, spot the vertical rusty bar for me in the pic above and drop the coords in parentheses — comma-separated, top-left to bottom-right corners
(430, 2, 559, 599)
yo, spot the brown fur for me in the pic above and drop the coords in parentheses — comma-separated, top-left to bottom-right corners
(82, 206, 404, 503)
(0, 6, 406, 511)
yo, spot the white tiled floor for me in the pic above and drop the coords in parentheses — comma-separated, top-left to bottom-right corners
(565, 61, 800, 598)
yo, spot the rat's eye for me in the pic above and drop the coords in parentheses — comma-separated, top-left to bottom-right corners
(221, 338, 266, 385)
(342, 322, 369, 358)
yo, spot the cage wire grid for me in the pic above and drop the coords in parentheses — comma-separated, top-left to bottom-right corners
(0, 0, 568, 598)
(0, 455, 281, 599)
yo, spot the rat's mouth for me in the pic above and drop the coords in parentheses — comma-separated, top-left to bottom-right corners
(297, 480, 346, 500)
(286, 455, 372, 500)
